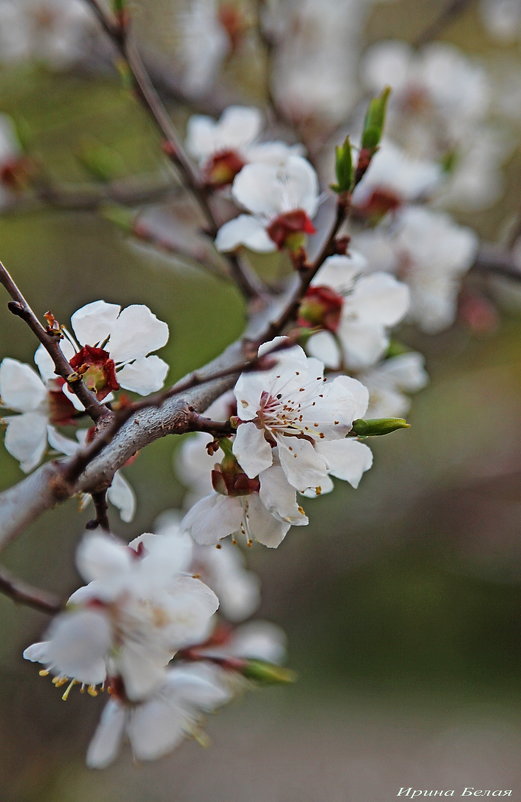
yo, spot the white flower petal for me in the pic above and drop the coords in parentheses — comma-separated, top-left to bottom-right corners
(306, 331, 342, 369)
(215, 215, 275, 253)
(0, 358, 47, 412)
(182, 494, 244, 545)
(70, 300, 121, 346)
(338, 320, 389, 370)
(86, 700, 127, 770)
(227, 621, 287, 663)
(243, 495, 291, 548)
(117, 355, 169, 395)
(312, 254, 364, 294)
(348, 273, 410, 327)
(4, 411, 48, 472)
(28, 609, 111, 685)
(34, 339, 76, 383)
(128, 696, 188, 761)
(107, 472, 136, 523)
(277, 437, 328, 492)
(232, 421, 273, 478)
(108, 305, 169, 363)
(316, 439, 373, 488)
(76, 531, 134, 584)
(259, 465, 308, 526)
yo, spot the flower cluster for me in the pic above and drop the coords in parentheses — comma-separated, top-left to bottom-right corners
(3, 0, 519, 778)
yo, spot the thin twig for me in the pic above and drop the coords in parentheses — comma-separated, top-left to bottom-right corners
(258, 196, 350, 343)
(0, 261, 111, 422)
(2, 177, 177, 216)
(0, 564, 61, 614)
(86, 489, 111, 531)
(413, 0, 475, 47)
(83, 0, 266, 303)
(132, 219, 229, 281)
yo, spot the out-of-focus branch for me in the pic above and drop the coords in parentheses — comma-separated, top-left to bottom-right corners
(0, 564, 61, 614)
(471, 245, 521, 283)
(413, 0, 476, 47)
(132, 219, 230, 281)
(21, 175, 176, 214)
(0, 261, 110, 422)
(83, 0, 266, 303)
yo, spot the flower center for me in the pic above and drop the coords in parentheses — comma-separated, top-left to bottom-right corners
(298, 286, 344, 331)
(70, 345, 119, 400)
(212, 458, 260, 496)
(203, 149, 246, 188)
(266, 209, 316, 250)
(47, 378, 78, 424)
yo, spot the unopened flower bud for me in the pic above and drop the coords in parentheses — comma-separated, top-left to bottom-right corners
(353, 417, 410, 436)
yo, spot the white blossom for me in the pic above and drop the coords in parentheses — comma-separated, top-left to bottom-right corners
(0, 0, 96, 68)
(359, 352, 429, 419)
(215, 156, 319, 252)
(177, 0, 230, 96)
(353, 141, 442, 212)
(304, 254, 410, 370)
(182, 460, 308, 549)
(393, 206, 479, 333)
(24, 532, 218, 701)
(232, 338, 372, 494)
(186, 105, 303, 186)
(0, 357, 76, 472)
(86, 663, 231, 769)
(35, 300, 169, 405)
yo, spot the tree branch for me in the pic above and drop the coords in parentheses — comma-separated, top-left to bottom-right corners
(0, 261, 110, 422)
(0, 564, 61, 614)
(471, 245, 521, 283)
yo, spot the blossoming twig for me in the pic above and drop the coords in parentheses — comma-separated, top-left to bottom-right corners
(83, 0, 267, 303)
(0, 261, 111, 422)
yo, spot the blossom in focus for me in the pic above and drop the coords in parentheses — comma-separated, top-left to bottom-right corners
(24, 531, 218, 701)
(86, 663, 231, 769)
(215, 156, 319, 252)
(182, 456, 308, 548)
(231, 338, 372, 494)
(186, 105, 302, 187)
(0, 357, 77, 472)
(35, 300, 169, 405)
(301, 254, 410, 370)
(359, 352, 429, 419)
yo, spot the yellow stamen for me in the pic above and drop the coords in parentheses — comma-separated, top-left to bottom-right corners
(38, 669, 50, 677)
(61, 680, 77, 701)
(87, 685, 99, 697)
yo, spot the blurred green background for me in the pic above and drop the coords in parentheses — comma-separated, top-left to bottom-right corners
(2, 1, 521, 800)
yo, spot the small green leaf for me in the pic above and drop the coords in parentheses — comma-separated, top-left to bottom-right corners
(361, 87, 391, 151)
(332, 135, 353, 194)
